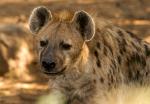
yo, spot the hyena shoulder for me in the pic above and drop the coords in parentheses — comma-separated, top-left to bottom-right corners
(88, 16, 150, 85)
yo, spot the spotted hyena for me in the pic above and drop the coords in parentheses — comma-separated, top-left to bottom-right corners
(29, 6, 150, 104)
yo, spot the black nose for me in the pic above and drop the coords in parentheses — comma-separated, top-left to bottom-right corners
(42, 60, 56, 72)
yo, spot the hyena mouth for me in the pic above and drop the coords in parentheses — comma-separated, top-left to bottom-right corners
(43, 66, 67, 75)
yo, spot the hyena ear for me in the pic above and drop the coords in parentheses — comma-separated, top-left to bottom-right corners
(29, 6, 52, 34)
(72, 10, 95, 41)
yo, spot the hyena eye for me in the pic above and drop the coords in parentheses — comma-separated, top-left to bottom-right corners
(60, 42, 72, 50)
(40, 40, 48, 47)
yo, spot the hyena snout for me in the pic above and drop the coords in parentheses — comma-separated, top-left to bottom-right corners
(41, 57, 56, 72)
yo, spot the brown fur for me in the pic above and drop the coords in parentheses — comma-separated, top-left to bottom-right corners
(29, 7, 150, 104)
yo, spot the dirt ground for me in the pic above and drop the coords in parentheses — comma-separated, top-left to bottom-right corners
(0, 0, 150, 104)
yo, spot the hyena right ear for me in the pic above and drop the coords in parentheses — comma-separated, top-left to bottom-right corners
(72, 11, 95, 41)
(29, 6, 52, 34)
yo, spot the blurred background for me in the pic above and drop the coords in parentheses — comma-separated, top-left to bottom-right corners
(0, 0, 149, 104)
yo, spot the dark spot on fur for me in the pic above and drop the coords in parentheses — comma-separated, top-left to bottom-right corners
(110, 64, 114, 69)
(117, 56, 121, 65)
(96, 59, 101, 67)
(96, 42, 101, 49)
(135, 70, 140, 80)
(131, 42, 141, 51)
(93, 79, 96, 84)
(93, 69, 96, 74)
(103, 47, 107, 56)
(94, 50, 98, 57)
(122, 38, 127, 45)
(94, 50, 101, 68)
(128, 70, 133, 81)
(126, 30, 135, 38)
(110, 75, 114, 83)
(64, 86, 74, 92)
(108, 82, 111, 86)
(144, 44, 150, 56)
(146, 71, 149, 76)
(116, 36, 127, 55)
(100, 77, 104, 83)
(131, 53, 146, 66)
(128, 70, 142, 82)
(118, 30, 124, 37)
(126, 30, 141, 42)
(119, 49, 124, 55)
(128, 53, 146, 67)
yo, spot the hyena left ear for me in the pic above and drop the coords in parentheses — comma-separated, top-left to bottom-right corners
(72, 10, 95, 41)
(29, 6, 52, 34)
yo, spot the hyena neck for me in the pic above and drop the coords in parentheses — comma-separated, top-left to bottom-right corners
(74, 42, 93, 73)
(88, 26, 150, 86)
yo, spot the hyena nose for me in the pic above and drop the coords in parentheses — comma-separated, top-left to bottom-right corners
(42, 60, 56, 72)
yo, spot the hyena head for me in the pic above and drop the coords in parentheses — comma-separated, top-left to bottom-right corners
(29, 6, 95, 75)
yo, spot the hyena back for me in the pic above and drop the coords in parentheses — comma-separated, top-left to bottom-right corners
(29, 6, 150, 104)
